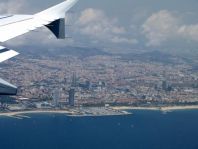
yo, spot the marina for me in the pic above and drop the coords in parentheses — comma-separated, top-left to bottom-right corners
(0, 107, 132, 119)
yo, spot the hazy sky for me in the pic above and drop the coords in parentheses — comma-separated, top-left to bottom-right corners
(1, 0, 198, 51)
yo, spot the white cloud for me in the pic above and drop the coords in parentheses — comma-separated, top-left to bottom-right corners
(111, 37, 138, 44)
(142, 10, 179, 46)
(142, 10, 198, 46)
(178, 24, 198, 42)
(0, 2, 138, 48)
(76, 8, 138, 45)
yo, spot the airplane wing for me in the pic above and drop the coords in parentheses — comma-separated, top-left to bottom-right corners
(0, 46, 19, 63)
(0, 0, 78, 62)
(0, 0, 78, 95)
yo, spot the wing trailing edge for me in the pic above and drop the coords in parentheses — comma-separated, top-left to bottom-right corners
(0, 46, 19, 63)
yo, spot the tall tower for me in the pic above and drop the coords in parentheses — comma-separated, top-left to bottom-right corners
(53, 89, 60, 107)
(71, 72, 77, 87)
(162, 81, 167, 91)
(69, 88, 75, 106)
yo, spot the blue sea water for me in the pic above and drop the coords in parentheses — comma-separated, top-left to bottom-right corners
(0, 110, 198, 149)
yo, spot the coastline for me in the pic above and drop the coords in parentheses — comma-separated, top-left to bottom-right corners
(0, 108, 131, 117)
(112, 105, 198, 111)
(0, 105, 198, 117)
(0, 110, 72, 117)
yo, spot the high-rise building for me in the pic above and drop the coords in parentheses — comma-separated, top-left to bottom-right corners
(71, 72, 77, 87)
(162, 81, 167, 91)
(69, 88, 75, 106)
(53, 89, 60, 107)
(162, 81, 173, 92)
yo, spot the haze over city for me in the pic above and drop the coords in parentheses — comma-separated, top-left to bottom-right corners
(0, 0, 196, 111)
(1, 0, 198, 52)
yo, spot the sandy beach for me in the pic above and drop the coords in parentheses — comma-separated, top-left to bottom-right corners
(1, 105, 198, 117)
(112, 105, 198, 111)
(112, 106, 159, 111)
(0, 110, 73, 117)
(160, 105, 198, 111)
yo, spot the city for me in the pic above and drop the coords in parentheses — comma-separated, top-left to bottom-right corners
(0, 0, 198, 149)
(0, 47, 197, 115)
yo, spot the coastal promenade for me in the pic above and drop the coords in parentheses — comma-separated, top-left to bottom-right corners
(112, 105, 198, 111)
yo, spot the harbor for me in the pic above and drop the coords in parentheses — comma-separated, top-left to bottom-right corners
(0, 107, 132, 119)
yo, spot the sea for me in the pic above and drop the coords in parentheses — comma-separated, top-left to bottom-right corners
(0, 110, 198, 149)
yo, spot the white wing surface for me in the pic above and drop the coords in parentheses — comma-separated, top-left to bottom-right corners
(0, 46, 19, 63)
(0, 0, 78, 62)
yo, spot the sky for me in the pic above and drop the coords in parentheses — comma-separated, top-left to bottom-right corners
(0, 0, 198, 52)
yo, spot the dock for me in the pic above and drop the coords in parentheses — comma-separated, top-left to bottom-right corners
(68, 107, 132, 117)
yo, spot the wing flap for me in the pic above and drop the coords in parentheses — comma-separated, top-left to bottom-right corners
(0, 46, 19, 63)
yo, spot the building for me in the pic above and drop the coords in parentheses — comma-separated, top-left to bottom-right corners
(71, 72, 77, 87)
(53, 89, 60, 107)
(69, 88, 75, 106)
(162, 81, 167, 91)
